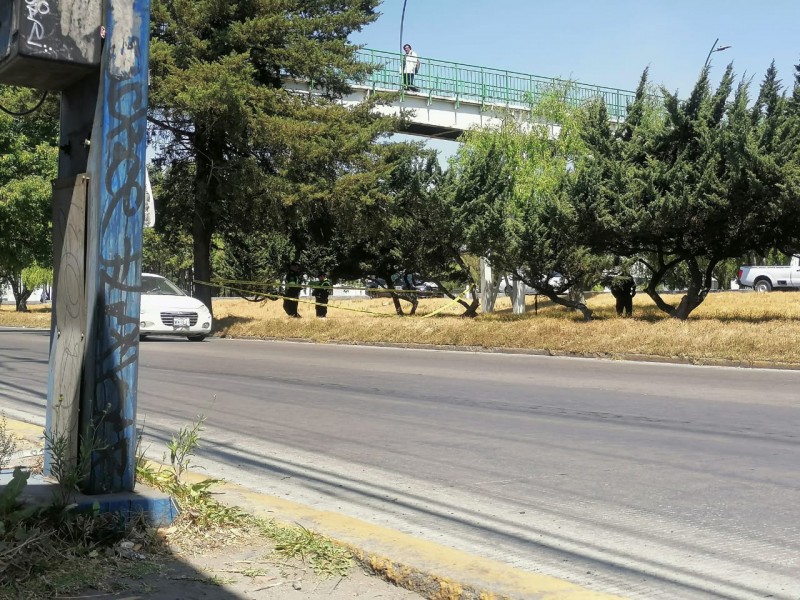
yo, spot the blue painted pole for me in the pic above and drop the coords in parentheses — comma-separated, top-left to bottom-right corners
(81, 0, 150, 493)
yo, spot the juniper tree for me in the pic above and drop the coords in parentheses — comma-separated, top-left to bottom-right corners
(573, 64, 800, 319)
(344, 144, 481, 316)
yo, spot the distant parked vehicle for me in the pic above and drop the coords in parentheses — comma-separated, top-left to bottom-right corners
(737, 256, 800, 292)
(415, 281, 443, 296)
(364, 275, 442, 298)
(139, 273, 213, 341)
(364, 277, 392, 298)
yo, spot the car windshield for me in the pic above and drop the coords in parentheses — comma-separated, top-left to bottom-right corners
(142, 275, 185, 296)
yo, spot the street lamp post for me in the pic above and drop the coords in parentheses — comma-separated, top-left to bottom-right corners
(400, 0, 409, 51)
(704, 37, 732, 68)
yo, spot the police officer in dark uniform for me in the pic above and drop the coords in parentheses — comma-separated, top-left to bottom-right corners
(610, 273, 636, 316)
(311, 273, 332, 319)
(283, 263, 302, 318)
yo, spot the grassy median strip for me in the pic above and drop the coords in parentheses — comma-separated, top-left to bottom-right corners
(215, 291, 800, 366)
(3, 291, 800, 366)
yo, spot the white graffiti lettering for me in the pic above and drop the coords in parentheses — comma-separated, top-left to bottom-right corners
(24, 0, 50, 48)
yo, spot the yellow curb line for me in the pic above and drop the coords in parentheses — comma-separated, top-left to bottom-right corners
(3, 418, 43, 445)
(213, 480, 627, 600)
(4, 418, 626, 599)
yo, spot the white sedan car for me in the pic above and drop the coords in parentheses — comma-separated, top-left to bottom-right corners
(139, 273, 212, 342)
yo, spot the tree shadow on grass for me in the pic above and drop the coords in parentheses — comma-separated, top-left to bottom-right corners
(466, 300, 800, 324)
(212, 315, 257, 331)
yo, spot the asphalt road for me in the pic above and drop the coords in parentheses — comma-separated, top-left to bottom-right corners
(2, 328, 799, 599)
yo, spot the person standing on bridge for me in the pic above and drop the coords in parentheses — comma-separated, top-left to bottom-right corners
(402, 43, 420, 91)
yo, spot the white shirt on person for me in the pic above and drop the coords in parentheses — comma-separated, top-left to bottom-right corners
(403, 51, 419, 74)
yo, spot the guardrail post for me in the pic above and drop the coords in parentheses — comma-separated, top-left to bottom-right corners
(480, 67, 486, 109)
(455, 65, 461, 109)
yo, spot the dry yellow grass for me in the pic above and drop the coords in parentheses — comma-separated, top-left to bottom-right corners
(3, 292, 799, 366)
(0, 304, 51, 328)
(211, 291, 800, 366)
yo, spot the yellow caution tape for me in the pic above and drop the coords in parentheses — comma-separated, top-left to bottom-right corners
(420, 286, 471, 319)
(196, 280, 394, 317)
(194, 279, 471, 319)
(210, 277, 443, 295)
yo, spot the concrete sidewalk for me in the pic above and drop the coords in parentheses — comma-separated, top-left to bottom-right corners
(3, 416, 626, 600)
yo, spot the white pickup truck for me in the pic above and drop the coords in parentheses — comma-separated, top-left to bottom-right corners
(737, 255, 800, 292)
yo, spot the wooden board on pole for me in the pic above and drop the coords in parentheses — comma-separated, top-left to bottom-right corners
(46, 175, 89, 472)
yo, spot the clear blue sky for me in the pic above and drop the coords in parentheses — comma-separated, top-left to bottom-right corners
(353, 0, 800, 96)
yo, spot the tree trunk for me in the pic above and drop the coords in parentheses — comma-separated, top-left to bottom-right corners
(642, 254, 684, 317)
(10, 279, 32, 312)
(537, 287, 593, 321)
(192, 131, 221, 315)
(429, 278, 479, 318)
(672, 258, 714, 321)
(460, 296, 480, 317)
(192, 211, 214, 314)
(15, 293, 30, 312)
(450, 257, 480, 317)
(673, 292, 705, 320)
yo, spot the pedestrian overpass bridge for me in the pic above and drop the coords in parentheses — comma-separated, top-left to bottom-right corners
(285, 49, 638, 140)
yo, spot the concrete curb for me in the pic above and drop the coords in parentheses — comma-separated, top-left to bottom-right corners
(4, 417, 626, 599)
(222, 334, 800, 371)
(210, 474, 628, 600)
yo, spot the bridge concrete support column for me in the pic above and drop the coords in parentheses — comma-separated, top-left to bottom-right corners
(511, 278, 526, 314)
(479, 257, 499, 314)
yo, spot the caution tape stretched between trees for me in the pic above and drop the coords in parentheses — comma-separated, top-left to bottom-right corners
(210, 277, 445, 296)
(193, 279, 471, 318)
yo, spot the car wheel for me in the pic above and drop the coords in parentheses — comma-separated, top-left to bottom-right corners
(187, 335, 207, 342)
(754, 279, 773, 293)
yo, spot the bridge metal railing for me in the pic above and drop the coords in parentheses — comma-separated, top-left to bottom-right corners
(355, 49, 637, 120)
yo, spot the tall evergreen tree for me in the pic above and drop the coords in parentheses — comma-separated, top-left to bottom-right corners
(574, 64, 799, 319)
(148, 0, 395, 311)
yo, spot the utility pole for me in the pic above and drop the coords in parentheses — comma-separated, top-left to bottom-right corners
(0, 0, 151, 493)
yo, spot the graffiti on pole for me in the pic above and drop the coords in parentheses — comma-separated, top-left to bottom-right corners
(83, 0, 150, 493)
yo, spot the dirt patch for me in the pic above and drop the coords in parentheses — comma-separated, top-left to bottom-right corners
(64, 541, 424, 600)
